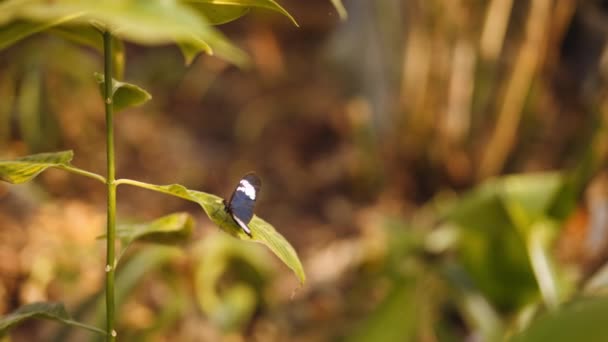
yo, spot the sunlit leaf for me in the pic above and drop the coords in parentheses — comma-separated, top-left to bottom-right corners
(16, 0, 248, 65)
(115, 212, 194, 245)
(511, 297, 608, 342)
(118, 180, 306, 284)
(177, 30, 249, 67)
(94, 73, 152, 112)
(188, 3, 250, 25)
(186, 0, 298, 26)
(499, 173, 563, 233)
(50, 26, 125, 79)
(20, 1, 202, 44)
(0, 14, 83, 50)
(0, 302, 105, 336)
(0, 150, 73, 184)
(177, 37, 213, 66)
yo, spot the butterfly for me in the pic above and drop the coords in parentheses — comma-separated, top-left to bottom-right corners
(224, 172, 261, 237)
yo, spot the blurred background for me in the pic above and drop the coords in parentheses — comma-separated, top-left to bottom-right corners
(3, 0, 608, 340)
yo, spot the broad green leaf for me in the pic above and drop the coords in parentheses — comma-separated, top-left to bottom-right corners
(443, 172, 569, 312)
(186, 0, 298, 26)
(20, 1, 203, 44)
(195, 234, 272, 331)
(188, 3, 250, 25)
(94, 73, 152, 112)
(0, 0, 30, 25)
(50, 26, 125, 79)
(0, 150, 73, 184)
(117, 180, 306, 284)
(14, 0, 247, 65)
(443, 179, 537, 311)
(347, 280, 418, 342)
(0, 302, 105, 336)
(115, 212, 194, 245)
(511, 296, 608, 342)
(499, 173, 563, 233)
(0, 14, 83, 50)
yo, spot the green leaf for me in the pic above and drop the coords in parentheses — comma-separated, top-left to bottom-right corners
(186, 0, 299, 26)
(0, 150, 73, 184)
(116, 179, 306, 284)
(50, 26, 125, 79)
(116, 212, 194, 245)
(188, 3, 250, 25)
(511, 296, 608, 342)
(177, 30, 249, 67)
(177, 37, 213, 66)
(94, 73, 152, 112)
(442, 172, 568, 312)
(347, 280, 418, 342)
(0, 302, 105, 336)
(0, 14, 83, 50)
(195, 233, 272, 331)
(11, 0, 248, 65)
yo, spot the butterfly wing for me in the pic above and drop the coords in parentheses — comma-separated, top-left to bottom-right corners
(228, 173, 261, 236)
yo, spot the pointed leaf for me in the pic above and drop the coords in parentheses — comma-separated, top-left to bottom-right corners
(0, 302, 105, 335)
(117, 180, 306, 284)
(188, 0, 298, 26)
(177, 37, 213, 66)
(94, 73, 152, 112)
(177, 30, 249, 67)
(0, 151, 73, 184)
(116, 212, 194, 245)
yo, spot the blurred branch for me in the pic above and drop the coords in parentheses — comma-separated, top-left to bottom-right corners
(329, 0, 348, 20)
(480, 0, 514, 61)
(479, 0, 553, 179)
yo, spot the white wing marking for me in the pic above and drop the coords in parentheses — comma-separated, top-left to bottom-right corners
(232, 215, 252, 236)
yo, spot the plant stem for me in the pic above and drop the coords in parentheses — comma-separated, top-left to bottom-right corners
(57, 165, 106, 183)
(103, 30, 117, 341)
(115, 178, 191, 201)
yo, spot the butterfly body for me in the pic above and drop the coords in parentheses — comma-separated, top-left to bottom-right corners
(224, 173, 261, 237)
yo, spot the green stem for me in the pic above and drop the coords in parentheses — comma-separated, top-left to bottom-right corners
(63, 320, 108, 336)
(57, 165, 106, 183)
(103, 30, 117, 341)
(115, 178, 192, 201)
